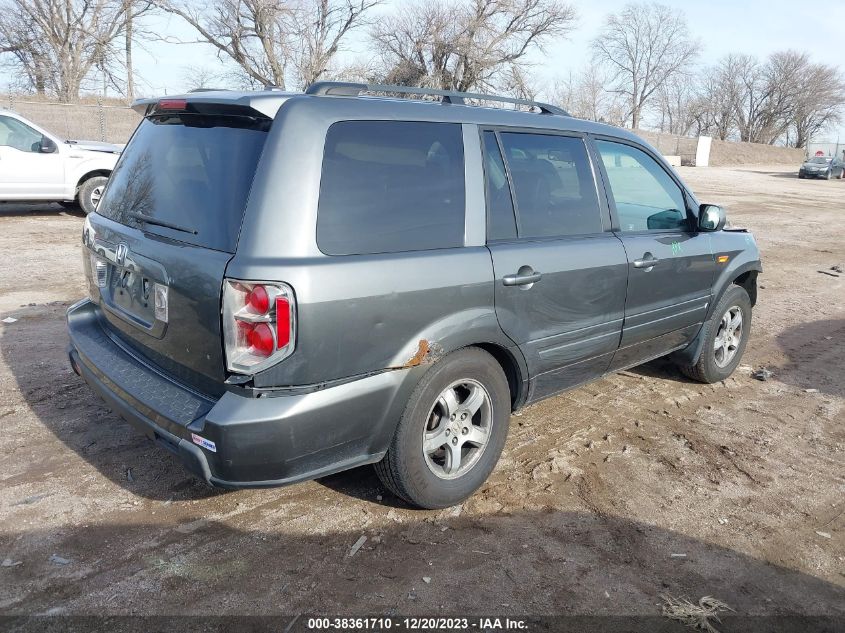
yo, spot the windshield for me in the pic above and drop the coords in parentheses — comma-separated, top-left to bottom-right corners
(96, 113, 270, 253)
(809, 157, 831, 164)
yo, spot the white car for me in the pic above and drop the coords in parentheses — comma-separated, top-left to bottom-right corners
(0, 109, 121, 213)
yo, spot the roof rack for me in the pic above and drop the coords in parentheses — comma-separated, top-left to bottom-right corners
(304, 81, 569, 116)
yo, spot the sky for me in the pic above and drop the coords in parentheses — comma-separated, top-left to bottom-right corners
(5, 0, 845, 139)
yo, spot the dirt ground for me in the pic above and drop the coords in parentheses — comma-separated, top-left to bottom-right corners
(0, 166, 843, 623)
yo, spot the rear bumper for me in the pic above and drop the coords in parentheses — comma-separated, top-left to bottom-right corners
(67, 299, 417, 487)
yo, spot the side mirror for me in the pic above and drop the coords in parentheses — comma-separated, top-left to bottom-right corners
(39, 136, 58, 154)
(698, 204, 726, 231)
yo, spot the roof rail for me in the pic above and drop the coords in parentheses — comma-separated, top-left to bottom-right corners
(304, 81, 569, 116)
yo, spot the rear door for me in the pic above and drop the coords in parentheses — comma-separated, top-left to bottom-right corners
(483, 129, 628, 400)
(87, 103, 271, 397)
(0, 115, 64, 198)
(592, 138, 717, 371)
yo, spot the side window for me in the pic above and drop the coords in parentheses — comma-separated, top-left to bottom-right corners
(498, 132, 603, 238)
(482, 131, 516, 241)
(317, 121, 465, 255)
(596, 140, 689, 232)
(0, 116, 43, 153)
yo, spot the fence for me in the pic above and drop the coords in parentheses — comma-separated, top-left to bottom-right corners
(807, 141, 844, 160)
(636, 130, 699, 165)
(3, 94, 141, 144)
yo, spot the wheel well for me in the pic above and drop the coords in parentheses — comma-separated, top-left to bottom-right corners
(75, 170, 111, 192)
(475, 343, 525, 411)
(733, 270, 758, 306)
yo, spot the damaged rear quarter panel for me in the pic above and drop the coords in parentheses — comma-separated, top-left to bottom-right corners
(231, 247, 514, 388)
(226, 98, 521, 390)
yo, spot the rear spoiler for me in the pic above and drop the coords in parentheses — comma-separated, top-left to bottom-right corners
(131, 91, 294, 119)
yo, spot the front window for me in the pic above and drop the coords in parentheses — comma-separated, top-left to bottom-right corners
(596, 140, 689, 232)
(0, 116, 43, 153)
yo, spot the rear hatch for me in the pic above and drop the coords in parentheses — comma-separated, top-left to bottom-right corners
(85, 101, 271, 397)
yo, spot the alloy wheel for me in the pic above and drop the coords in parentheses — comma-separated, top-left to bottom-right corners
(714, 305, 743, 368)
(422, 379, 492, 479)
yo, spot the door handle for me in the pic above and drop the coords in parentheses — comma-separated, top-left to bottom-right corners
(503, 270, 542, 286)
(632, 255, 660, 269)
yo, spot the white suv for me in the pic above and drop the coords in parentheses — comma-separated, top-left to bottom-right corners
(0, 109, 121, 213)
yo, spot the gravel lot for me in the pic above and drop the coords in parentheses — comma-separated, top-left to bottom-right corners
(0, 166, 843, 621)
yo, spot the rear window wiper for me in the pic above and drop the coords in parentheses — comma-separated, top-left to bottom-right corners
(128, 212, 198, 235)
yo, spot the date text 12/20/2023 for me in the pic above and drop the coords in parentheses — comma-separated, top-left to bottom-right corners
(306, 617, 529, 630)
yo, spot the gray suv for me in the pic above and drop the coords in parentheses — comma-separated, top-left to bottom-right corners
(67, 83, 762, 508)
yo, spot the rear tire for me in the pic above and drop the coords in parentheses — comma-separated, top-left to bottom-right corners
(374, 347, 511, 509)
(78, 176, 109, 215)
(679, 285, 751, 384)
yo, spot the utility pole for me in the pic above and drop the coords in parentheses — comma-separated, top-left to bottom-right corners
(125, 0, 134, 101)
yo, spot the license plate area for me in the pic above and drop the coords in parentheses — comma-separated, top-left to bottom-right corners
(109, 265, 156, 327)
(93, 245, 170, 340)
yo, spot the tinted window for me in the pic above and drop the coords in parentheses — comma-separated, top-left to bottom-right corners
(498, 132, 602, 238)
(482, 131, 516, 241)
(317, 121, 465, 255)
(97, 114, 269, 252)
(0, 116, 42, 153)
(596, 140, 689, 232)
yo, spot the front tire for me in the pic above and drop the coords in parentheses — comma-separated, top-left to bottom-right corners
(375, 348, 511, 509)
(679, 285, 752, 383)
(78, 176, 109, 215)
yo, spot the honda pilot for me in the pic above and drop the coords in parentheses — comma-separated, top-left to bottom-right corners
(67, 83, 762, 509)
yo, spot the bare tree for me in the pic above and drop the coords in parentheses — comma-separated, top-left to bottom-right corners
(788, 60, 844, 148)
(688, 58, 742, 140)
(0, 0, 151, 101)
(656, 73, 697, 135)
(292, 0, 380, 87)
(549, 62, 625, 124)
(156, 0, 378, 90)
(730, 51, 811, 145)
(592, 2, 698, 129)
(371, 0, 576, 94)
(180, 65, 226, 91)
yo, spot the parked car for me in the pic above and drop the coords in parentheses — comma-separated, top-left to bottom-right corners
(0, 109, 120, 213)
(67, 83, 762, 509)
(798, 156, 844, 179)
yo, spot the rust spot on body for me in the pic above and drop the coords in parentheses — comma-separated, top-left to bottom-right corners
(404, 339, 430, 368)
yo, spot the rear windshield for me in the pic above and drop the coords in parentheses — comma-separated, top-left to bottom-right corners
(97, 113, 270, 253)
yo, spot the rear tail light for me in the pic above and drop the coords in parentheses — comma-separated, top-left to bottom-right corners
(222, 280, 296, 373)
